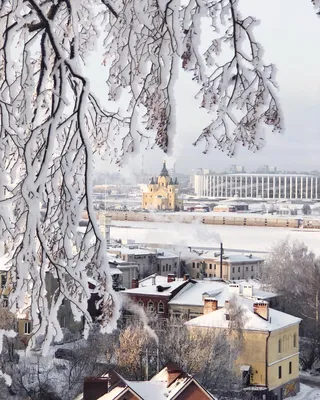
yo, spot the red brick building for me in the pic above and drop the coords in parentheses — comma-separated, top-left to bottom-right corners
(122, 274, 191, 318)
(76, 362, 215, 400)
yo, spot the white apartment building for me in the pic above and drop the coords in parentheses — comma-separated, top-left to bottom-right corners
(194, 173, 320, 200)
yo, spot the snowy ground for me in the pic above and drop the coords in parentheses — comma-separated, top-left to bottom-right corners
(110, 220, 320, 255)
(293, 383, 320, 399)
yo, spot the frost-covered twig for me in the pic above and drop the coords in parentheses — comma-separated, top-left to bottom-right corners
(0, 0, 283, 352)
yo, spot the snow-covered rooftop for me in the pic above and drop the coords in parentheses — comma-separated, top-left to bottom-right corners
(200, 252, 264, 263)
(97, 367, 215, 400)
(123, 276, 187, 297)
(185, 297, 301, 332)
(108, 247, 155, 256)
(169, 281, 277, 307)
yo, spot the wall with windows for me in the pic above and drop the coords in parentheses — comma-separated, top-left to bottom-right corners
(126, 294, 170, 318)
(267, 325, 300, 393)
(157, 257, 179, 277)
(188, 259, 262, 281)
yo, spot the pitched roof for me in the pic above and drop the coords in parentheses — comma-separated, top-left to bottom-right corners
(123, 277, 187, 297)
(185, 297, 301, 332)
(96, 364, 215, 400)
(168, 281, 277, 307)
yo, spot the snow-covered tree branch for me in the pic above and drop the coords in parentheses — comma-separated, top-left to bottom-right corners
(0, 0, 316, 351)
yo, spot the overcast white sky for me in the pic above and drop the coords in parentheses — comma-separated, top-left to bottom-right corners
(92, 0, 320, 177)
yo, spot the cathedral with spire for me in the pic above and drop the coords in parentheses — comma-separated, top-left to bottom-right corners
(142, 162, 183, 211)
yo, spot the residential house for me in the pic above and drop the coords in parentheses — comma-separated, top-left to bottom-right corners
(169, 281, 281, 320)
(155, 249, 179, 276)
(108, 247, 157, 278)
(188, 252, 264, 280)
(75, 362, 215, 400)
(185, 286, 301, 399)
(122, 274, 190, 319)
(107, 253, 139, 289)
(108, 247, 179, 279)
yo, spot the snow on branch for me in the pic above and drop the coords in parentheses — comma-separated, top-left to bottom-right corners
(0, 0, 122, 352)
(104, 0, 282, 156)
(313, 0, 320, 15)
(0, 0, 281, 351)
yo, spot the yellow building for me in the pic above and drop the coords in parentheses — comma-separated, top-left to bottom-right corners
(142, 162, 183, 211)
(185, 290, 301, 399)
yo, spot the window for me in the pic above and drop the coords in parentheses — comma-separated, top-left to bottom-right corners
(278, 366, 282, 379)
(169, 265, 171, 271)
(158, 302, 164, 313)
(145, 202, 147, 206)
(246, 266, 248, 271)
(192, 262, 195, 268)
(293, 334, 297, 347)
(157, 264, 160, 272)
(238, 267, 240, 272)
(232, 267, 235, 273)
(209, 264, 212, 269)
(214, 264, 216, 270)
(289, 362, 292, 375)
(251, 265, 254, 271)
(163, 265, 165, 271)
(214, 274, 216, 278)
(278, 339, 282, 353)
(138, 300, 144, 307)
(147, 301, 154, 312)
(166, 264, 168, 271)
(197, 263, 199, 268)
(2, 296, 8, 308)
(24, 322, 31, 335)
(1, 274, 7, 289)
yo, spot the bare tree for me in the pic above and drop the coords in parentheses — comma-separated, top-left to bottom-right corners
(262, 240, 320, 370)
(1, 0, 318, 348)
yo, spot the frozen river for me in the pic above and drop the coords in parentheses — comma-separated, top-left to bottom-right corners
(110, 220, 320, 255)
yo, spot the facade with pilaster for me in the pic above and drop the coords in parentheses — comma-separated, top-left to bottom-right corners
(194, 173, 320, 200)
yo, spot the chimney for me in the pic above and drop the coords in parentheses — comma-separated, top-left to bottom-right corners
(220, 242, 223, 279)
(228, 283, 241, 294)
(84, 377, 109, 400)
(167, 273, 176, 283)
(243, 284, 253, 297)
(183, 273, 190, 281)
(131, 278, 139, 289)
(253, 301, 269, 321)
(204, 297, 218, 314)
(151, 274, 156, 286)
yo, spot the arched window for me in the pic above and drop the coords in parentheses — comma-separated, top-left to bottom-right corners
(278, 339, 282, 353)
(293, 334, 297, 348)
(138, 300, 144, 307)
(158, 302, 164, 313)
(148, 301, 154, 312)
